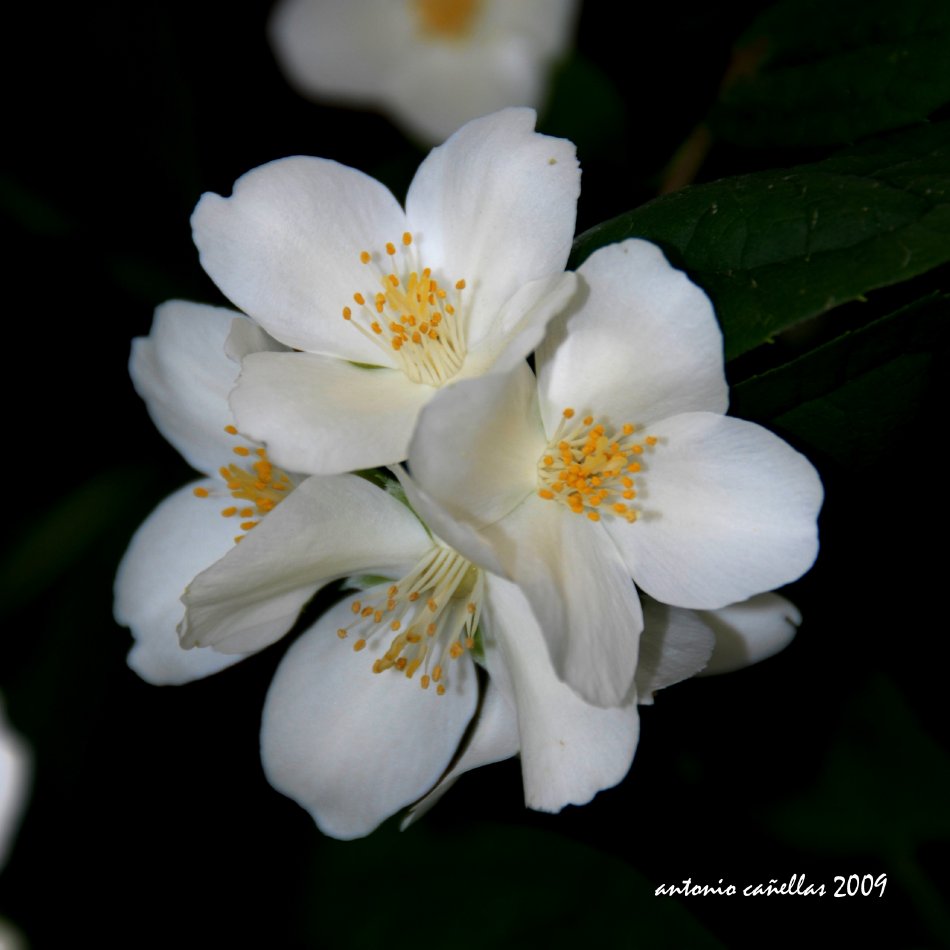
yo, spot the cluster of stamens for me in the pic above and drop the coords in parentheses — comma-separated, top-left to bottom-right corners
(336, 546, 483, 696)
(342, 231, 468, 386)
(192, 425, 293, 543)
(536, 409, 659, 523)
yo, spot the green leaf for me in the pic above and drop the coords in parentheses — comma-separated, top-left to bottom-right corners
(570, 122, 950, 360)
(729, 293, 948, 466)
(711, 0, 950, 147)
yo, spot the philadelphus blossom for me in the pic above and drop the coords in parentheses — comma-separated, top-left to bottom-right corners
(113, 298, 802, 839)
(404, 239, 824, 708)
(191, 108, 580, 476)
(268, 0, 579, 144)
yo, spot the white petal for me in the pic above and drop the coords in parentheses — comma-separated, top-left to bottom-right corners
(386, 37, 548, 144)
(181, 475, 431, 653)
(609, 412, 823, 608)
(483, 575, 640, 811)
(405, 109, 579, 332)
(461, 272, 579, 378)
(536, 240, 728, 437)
(261, 592, 477, 840)
(392, 466, 507, 577)
(113, 483, 245, 685)
(401, 679, 519, 828)
(192, 156, 406, 362)
(700, 592, 801, 675)
(0, 697, 29, 869)
(268, 0, 403, 102)
(635, 599, 716, 704)
(130, 300, 245, 475)
(480, 496, 643, 707)
(407, 363, 543, 528)
(231, 351, 435, 474)
(481, 0, 579, 58)
(225, 315, 291, 362)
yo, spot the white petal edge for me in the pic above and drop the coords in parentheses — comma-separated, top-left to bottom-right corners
(480, 496, 643, 707)
(268, 0, 404, 102)
(405, 108, 579, 331)
(536, 239, 728, 438)
(0, 697, 29, 869)
(261, 592, 477, 840)
(484, 575, 640, 811)
(635, 599, 717, 704)
(130, 301, 246, 476)
(181, 474, 432, 653)
(700, 592, 801, 675)
(401, 679, 520, 829)
(461, 271, 579, 379)
(114, 482, 246, 685)
(230, 352, 434, 475)
(407, 362, 544, 529)
(608, 411, 823, 609)
(192, 156, 407, 362)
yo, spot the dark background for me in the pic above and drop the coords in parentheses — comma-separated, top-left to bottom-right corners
(1, 2, 947, 946)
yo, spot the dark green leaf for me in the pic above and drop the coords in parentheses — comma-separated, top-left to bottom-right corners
(711, 0, 950, 147)
(730, 294, 948, 466)
(570, 122, 950, 359)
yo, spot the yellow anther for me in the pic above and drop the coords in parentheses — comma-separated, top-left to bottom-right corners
(646, 435, 658, 446)
(351, 600, 361, 613)
(587, 511, 601, 522)
(396, 657, 408, 670)
(563, 408, 575, 419)
(437, 684, 446, 696)
(360, 251, 371, 264)
(386, 242, 396, 256)
(426, 623, 437, 636)
(408, 592, 420, 602)
(337, 629, 347, 639)
(450, 643, 463, 659)
(467, 602, 476, 614)
(342, 306, 352, 320)
(353, 639, 366, 652)
(373, 610, 383, 623)
(406, 658, 422, 678)
(371, 321, 382, 334)
(390, 620, 401, 631)
(224, 424, 238, 435)
(362, 607, 374, 618)
(402, 232, 412, 246)
(233, 446, 250, 457)
(427, 598, 438, 612)
(583, 415, 594, 426)
(622, 423, 635, 435)
(538, 489, 555, 500)
(628, 462, 641, 472)
(233, 535, 243, 544)
(455, 279, 466, 290)
(432, 665, 443, 682)
(240, 521, 258, 530)
(240, 507, 254, 518)
(193, 486, 209, 498)
(388, 274, 399, 287)
(465, 636, 475, 649)
(407, 632, 421, 644)
(221, 507, 237, 518)
(420, 675, 430, 689)
(353, 293, 365, 306)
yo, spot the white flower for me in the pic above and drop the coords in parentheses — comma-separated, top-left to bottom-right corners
(114, 299, 797, 839)
(190, 108, 580, 476)
(403, 238, 824, 708)
(0, 695, 29, 869)
(268, 0, 579, 144)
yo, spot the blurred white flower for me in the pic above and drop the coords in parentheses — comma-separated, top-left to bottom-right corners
(404, 238, 823, 707)
(191, 108, 580, 476)
(269, 0, 579, 143)
(0, 696, 29, 869)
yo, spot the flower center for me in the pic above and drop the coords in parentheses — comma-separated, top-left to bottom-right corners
(342, 231, 468, 387)
(336, 544, 483, 696)
(192, 425, 294, 543)
(536, 408, 659, 523)
(412, 0, 482, 38)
